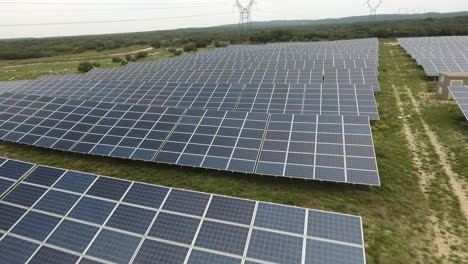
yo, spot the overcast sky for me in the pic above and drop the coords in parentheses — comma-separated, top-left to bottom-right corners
(0, 0, 466, 39)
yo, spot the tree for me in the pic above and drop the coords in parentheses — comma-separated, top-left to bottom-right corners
(112, 57, 122, 63)
(77, 62, 94, 73)
(150, 40, 161, 48)
(195, 39, 208, 48)
(183, 43, 197, 52)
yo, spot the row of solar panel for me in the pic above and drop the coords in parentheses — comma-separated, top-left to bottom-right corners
(399, 36, 468, 77)
(449, 86, 468, 120)
(117, 58, 379, 71)
(0, 80, 380, 119)
(0, 92, 379, 185)
(0, 159, 365, 264)
(33, 71, 380, 92)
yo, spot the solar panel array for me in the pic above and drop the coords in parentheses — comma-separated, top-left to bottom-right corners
(0, 38, 381, 186)
(0, 92, 379, 185)
(0, 79, 379, 119)
(0, 158, 35, 197)
(0, 159, 366, 264)
(449, 86, 468, 120)
(398, 36, 468, 77)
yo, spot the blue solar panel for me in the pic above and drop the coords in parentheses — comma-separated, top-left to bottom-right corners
(47, 220, 99, 252)
(53, 171, 96, 193)
(0, 159, 34, 180)
(85, 177, 131, 200)
(0, 203, 27, 231)
(133, 239, 189, 264)
(23, 166, 65, 186)
(28, 246, 79, 264)
(0, 92, 379, 185)
(162, 189, 210, 216)
(105, 204, 156, 234)
(122, 182, 169, 209)
(86, 229, 140, 264)
(2, 183, 47, 207)
(33, 190, 80, 215)
(188, 250, 241, 264)
(247, 229, 303, 264)
(11, 211, 61, 241)
(0, 235, 39, 264)
(68, 197, 116, 224)
(195, 221, 249, 255)
(0, 158, 366, 264)
(0, 178, 15, 196)
(254, 202, 305, 234)
(148, 212, 200, 244)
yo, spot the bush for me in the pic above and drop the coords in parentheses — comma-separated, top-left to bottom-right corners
(214, 40, 229, 47)
(135, 51, 148, 59)
(125, 54, 133, 61)
(77, 62, 94, 73)
(150, 40, 161, 48)
(112, 57, 122, 63)
(183, 43, 197, 52)
(167, 48, 176, 53)
(172, 50, 183, 56)
(121, 60, 128, 66)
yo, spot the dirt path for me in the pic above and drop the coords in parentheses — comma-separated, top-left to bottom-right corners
(403, 85, 468, 220)
(101, 47, 154, 57)
(388, 46, 468, 260)
(392, 85, 451, 256)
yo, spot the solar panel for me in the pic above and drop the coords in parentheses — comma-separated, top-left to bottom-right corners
(0, 158, 35, 197)
(1, 39, 380, 93)
(0, 160, 366, 264)
(398, 36, 468, 77)
(0, 81, 379, 119)
(449, 86, 468, 120)
(0, 92, 379, 185)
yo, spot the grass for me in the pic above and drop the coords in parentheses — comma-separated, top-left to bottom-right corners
(0, 40, 467, 263)
(0, 46, 173, 81)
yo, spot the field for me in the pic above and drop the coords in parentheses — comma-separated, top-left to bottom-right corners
(0, 40, 467, 264)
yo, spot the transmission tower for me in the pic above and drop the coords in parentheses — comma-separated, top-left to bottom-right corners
(235, 0, 255, 32)
(365, 0, 383, 15)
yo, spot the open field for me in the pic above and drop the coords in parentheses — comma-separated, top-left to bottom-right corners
(0, 45, 172, 81)
(0, 40, 467, 264)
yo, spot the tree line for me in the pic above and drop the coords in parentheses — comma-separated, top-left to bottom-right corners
(1, 15, 467, 60)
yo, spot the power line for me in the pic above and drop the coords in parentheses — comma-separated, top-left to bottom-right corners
(0, 1, 217, 6)
(0, 13, 233, 27)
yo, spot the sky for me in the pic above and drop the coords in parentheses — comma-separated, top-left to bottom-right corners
(0, 0, 466, 39)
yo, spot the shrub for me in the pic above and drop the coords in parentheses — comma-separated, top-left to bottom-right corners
(112, 57, 122, 63)
(77, 62, 94, 73)
(214, 40, 229, 47)
(125, 54, 132, 61)
(172, 50, 183, 56)
(167, 48, 176, 53)
(121, 60, 128, 66)
(135, 51, 148, 59)
(183, 43, 197, 52)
